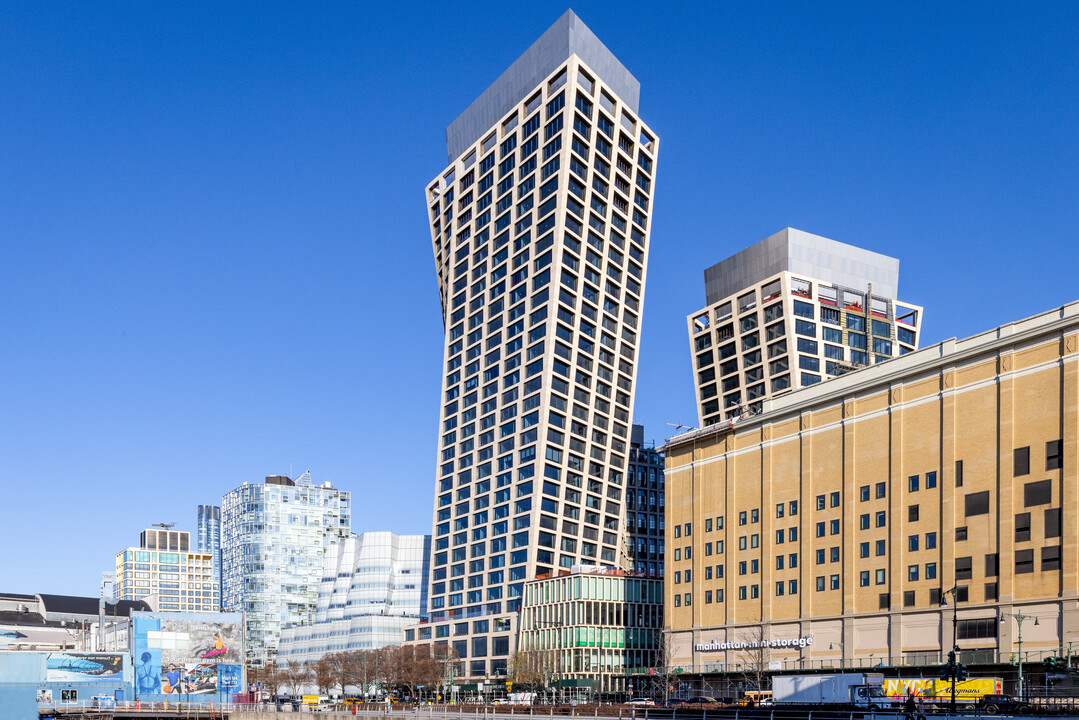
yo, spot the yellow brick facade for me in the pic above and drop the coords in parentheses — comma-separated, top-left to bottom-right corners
(665, 302, 1079, 672)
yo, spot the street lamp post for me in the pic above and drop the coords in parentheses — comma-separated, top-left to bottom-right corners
(1000, 611, 1039, 699)
(939, 586, 961, 714)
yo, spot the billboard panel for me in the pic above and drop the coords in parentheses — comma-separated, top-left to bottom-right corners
(133, 614, 241, 696)
(45, 653, 124, 682)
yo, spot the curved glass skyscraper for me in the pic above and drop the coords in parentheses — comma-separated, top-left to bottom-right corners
(221, 472, 351, 666)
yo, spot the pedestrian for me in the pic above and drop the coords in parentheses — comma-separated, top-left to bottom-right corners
(904, 692, 916, 720)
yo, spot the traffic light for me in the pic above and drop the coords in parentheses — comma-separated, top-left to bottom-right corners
(957, 664, 969, 681)
(939, 665, 951, 681)
(1045, 656, 1067, 674)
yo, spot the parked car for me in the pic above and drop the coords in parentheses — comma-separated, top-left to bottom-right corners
(980, 695, 1033, 715)
(681, 697, 719, 704)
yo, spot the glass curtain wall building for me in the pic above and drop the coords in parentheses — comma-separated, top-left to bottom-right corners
(221, 472, 351, 666)
(626, 424, 664, 578)
(419, 11, 658, 682)
(277, 532, 430, 665)
(518, 567, 663, 695)
(197, 504, 222, 610)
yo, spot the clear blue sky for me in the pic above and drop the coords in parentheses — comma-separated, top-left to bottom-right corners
(2, 2, 1077, 596)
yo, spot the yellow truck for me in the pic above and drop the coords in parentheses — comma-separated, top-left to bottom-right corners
(883, 678, 1003, 705)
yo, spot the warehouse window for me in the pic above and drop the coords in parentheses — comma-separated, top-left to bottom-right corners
(1043, 546, 1062, 572)
(1014, 446, 1030, 476)
(1024, 479, 1051, 507)
(1015, 513, 1031, 542)
(958, 618, 998, 640)
(955, 556, 972, 580)
(964, 492, 989, 517)
(1047, 440, 1063, 470)
(1045, 508, 1062, 538)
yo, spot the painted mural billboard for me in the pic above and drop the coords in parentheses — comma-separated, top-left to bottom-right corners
(132, 613, 242, 698)
(45, 653, 124, 682)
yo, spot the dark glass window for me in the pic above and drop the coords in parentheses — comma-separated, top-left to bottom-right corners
(1014, 446, 1030, 476)
(1015, 512, 1031, 542)
(1045, 508, 1062, 538)
(955, 556, 972, 580)
(958, 618, 998, 640)
(1047, 440, 1063, 470)
(964, 491, 989, 516)
(1024, 479, 1051, 507)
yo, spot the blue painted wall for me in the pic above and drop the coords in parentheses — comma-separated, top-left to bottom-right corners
(0, 653, 133, 720)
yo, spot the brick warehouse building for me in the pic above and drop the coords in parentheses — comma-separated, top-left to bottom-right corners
(665, 300, 1079, 695)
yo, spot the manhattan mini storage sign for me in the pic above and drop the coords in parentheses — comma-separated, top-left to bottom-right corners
(696, 635, 814, 652)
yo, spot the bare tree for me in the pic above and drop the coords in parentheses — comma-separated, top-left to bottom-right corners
(736, 627, 770, 696)
(377, 645, 406, 699)
(347, 649, 377, 698)
(314, 656, 334, 696)
(321, 651, 351, 700)
(249, 664, 283, 700)
(417, 645, 454, 699)
(399, 645, 428, 700)
(281, 660, 312, 698)
(653, 631, 679, 705)
(431, 644, 461, 702)
(510, 649, 547, 692)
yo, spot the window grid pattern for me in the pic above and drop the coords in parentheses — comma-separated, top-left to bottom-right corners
(423, 58, 658, 680)
(688, 270, 923, 427)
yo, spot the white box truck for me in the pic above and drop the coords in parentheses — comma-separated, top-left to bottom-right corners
(772, 673, 902, 709)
